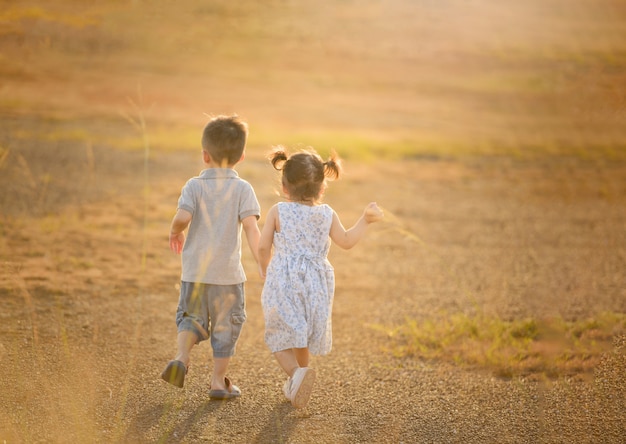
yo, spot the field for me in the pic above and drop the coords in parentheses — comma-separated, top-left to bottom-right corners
(1, 0, 625, 442)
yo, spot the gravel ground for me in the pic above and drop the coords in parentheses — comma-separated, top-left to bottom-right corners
(1, 151, 625, 443)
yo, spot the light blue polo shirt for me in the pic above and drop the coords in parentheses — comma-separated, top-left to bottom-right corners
(177, 168, 260, 285)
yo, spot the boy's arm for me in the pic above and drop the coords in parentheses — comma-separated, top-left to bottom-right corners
(169, 209, 192, 254)
(329, 202, 383, 250)
(258, 205, 278, 279)
(242, 214, 261, 266)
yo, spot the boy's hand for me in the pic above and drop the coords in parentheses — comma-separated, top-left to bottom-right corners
(364, 202, 384, 223)
(169, 232, 186, 254)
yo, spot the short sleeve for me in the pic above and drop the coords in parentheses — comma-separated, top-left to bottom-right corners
(239, 181, 260, 221)
(177, 179, 196, 215)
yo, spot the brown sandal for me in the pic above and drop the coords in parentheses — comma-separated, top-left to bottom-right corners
(160, 360, 187, 388)
(209, 377, 241, 400)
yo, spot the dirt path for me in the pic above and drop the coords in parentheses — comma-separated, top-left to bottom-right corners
(1, 149, 625, 443)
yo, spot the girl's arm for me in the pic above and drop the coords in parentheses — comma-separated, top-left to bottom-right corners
(258, 204, 279, 278)
(169, 209, 192, 254)
(329, 202, 383, 250)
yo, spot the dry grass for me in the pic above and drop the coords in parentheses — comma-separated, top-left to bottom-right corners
(376, 312, 626, 379)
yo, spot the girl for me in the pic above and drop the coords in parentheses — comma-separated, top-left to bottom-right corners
(258, 146, 383, 408)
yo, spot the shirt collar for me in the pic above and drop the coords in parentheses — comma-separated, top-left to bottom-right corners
(198, 168, 239, 179)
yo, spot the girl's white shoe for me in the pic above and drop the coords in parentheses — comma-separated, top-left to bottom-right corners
(284, 367, 316, 408)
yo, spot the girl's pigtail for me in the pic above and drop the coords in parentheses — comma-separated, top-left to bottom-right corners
(269, 146, 289, 171)
(323, 151, 342, 180)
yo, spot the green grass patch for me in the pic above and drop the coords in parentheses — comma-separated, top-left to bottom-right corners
(5, 108, 626, 164)
(374, 311, 626, 379)
(250, 127, 626, 163)
(113, 124, 200, 153)
(249, 128, 511, 161)
(0, 5, 99, 29)
(249, 129, 392, 161)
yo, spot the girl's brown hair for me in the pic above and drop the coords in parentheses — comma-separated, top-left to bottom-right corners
(269, 146, 341, 203)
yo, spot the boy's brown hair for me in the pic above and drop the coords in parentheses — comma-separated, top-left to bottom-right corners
(201, 115, 248, 166)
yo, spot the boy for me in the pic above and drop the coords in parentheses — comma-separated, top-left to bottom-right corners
(161, 115, 260, 399)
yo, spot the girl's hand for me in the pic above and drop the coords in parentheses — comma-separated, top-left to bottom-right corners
(364, 202, 384, 223)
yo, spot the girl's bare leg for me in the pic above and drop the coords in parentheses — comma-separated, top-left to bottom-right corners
(275, 347, 316, 408)
(274, 347, 310, 377)
(294, 347, 310, 368)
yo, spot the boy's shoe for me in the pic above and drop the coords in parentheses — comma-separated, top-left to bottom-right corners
(284, 367, 316, 408)
(161, 360, 187, 388)
(209, 377, 241, 400)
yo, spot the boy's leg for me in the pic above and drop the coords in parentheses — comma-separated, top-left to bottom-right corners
(163, 281, 207, 388)
(210, 357, 230, 390)
(208, 356, 241, 399)
(162, 330, 198, 388)
(206, 283, 245, 397)
(175, 330, 198, 368)
(170, 281, 206, 368)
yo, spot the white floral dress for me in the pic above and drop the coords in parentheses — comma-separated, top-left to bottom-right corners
(262, 202, 335, 355)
